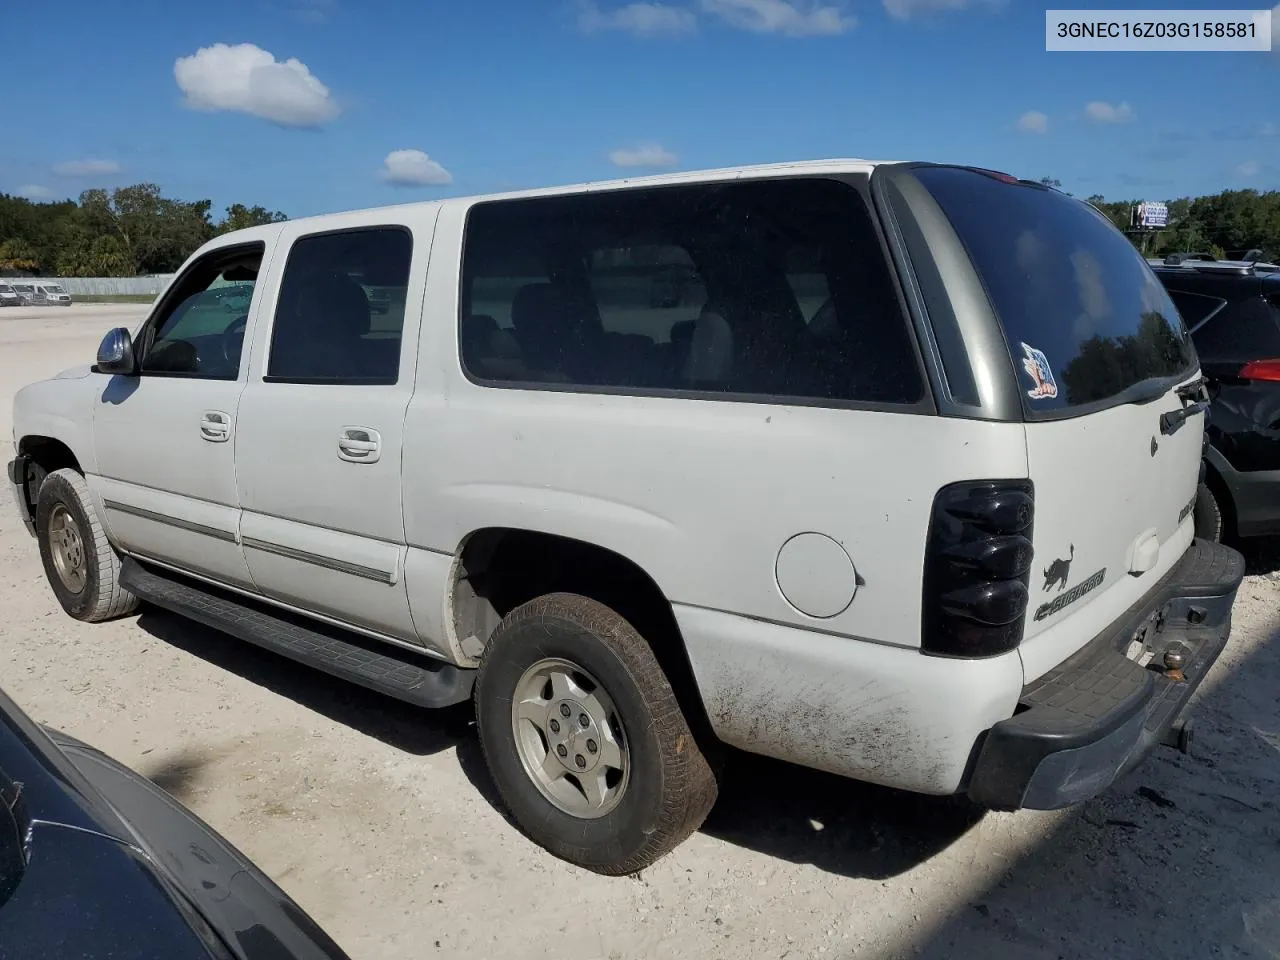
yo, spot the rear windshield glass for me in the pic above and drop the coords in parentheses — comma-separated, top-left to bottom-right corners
(914, 167, 1195, 414)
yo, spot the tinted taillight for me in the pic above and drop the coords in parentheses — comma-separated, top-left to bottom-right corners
(1239, 359, 1280, 382)
(922, 480, 1034, 658)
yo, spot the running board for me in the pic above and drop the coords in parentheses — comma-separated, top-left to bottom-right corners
(119, 558, 475, 708)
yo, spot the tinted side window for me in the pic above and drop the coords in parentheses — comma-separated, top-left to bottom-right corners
(460, 179, 924, 406)
(1165, 289, 1227, 330)
(1192, 296, 1280, 362)
(138, 244, 264, 379)
(267, 227, 412, 385)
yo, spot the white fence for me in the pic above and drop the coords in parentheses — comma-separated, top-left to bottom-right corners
(16, 276, 175, 296)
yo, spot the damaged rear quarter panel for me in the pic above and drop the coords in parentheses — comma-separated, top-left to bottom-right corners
(674, 604, 1023, 795)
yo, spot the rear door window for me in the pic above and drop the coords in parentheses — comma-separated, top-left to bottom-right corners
(905, 166, 1195, 414)
(267, 227, 412, 385)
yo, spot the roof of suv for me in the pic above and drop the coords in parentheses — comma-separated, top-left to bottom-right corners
(196, 157, 907, 254)
(1150, 257, 1280, 293)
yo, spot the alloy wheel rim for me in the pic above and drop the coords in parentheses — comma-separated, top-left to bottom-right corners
(511, 657, 630, 819)
(48, 505, 87, 595)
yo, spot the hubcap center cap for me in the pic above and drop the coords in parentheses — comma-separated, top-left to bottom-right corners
(550, 699, 602, 773)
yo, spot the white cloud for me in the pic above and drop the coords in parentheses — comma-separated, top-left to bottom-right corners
(287, 0, 337, 23)
(1016, 110, 1048, 134)
(609, 144, 680, 168)
(700, 0, 853, 36)
(578, 1, 697, 35)
(883, 0, 1000, 19)
(1235, 159, 1261, 177)
(16, 185, 54, 200)
(379, 150, 453, 186)
(174, 42, 339, 127)
(51, 159, 121, 178)
(1085, 100, 1134, 124)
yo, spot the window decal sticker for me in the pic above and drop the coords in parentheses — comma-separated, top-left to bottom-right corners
(1020, 342, 1059, 400)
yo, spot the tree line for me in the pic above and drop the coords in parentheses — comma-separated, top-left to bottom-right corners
(0, 185, 286, 277)
(1039, 177, 1280, 261)
(3, 179, 1279, 278)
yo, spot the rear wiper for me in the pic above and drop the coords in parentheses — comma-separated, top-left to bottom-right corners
(1176, 376, 1209, 404)
(1126, 379, 1173, 405)
(1161, 401, 1209, 435)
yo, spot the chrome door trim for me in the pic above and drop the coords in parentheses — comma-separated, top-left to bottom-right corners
(102, 499, 238, 544)
(240, 536, 398, 585)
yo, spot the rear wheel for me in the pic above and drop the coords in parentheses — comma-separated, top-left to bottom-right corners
(474, 593, 718, 875)
(1193, 482, 1224, 543)
(35, 469, 137, 622)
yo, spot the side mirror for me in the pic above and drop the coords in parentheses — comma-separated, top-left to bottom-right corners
(96, 328, 137, 376)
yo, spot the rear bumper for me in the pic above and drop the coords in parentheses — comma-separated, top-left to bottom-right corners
(967, 539, 1244, 810)
(7, 455, 35, 536)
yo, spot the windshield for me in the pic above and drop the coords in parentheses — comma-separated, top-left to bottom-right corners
(43, 285, 65, 294)
(911, 166, 1196, 415)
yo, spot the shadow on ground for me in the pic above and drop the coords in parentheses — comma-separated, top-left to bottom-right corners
(1239, 535, 1280, 577)
(135, 608, 475, 758)
(139, 602, 982, 880)
(455, 728, 983, 880)
(901, 609, 1280, 959)
(697, 751, 983, 879)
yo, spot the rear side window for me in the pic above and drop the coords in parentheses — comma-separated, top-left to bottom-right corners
(1165, 289, 1227, 331)
(267, 227, 412, 385)
(459, 178, 925, 407)
(910, 167, 1195, 413)
(1190, 295, 1280, 362)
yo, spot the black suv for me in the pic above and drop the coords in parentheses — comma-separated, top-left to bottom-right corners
(1152, 257, 1280, 540)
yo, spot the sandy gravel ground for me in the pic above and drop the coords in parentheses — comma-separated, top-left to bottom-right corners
(3, 304, 1279, 960)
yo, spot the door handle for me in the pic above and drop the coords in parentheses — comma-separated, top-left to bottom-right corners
(200, 411, 231, 443)
(338, 427, 382, 464)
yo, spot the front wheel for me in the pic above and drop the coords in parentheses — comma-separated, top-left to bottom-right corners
(35, 468, 138, 622)
(474, 593, 718, 875)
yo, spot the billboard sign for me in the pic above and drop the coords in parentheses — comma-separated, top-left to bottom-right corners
(1134, 201, 1169, 229)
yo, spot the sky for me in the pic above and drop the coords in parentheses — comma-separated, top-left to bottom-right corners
(2, 0, 1278, 218)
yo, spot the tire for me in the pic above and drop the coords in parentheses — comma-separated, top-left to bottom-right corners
(1193, 481, 1224, 543)
(474, 593, 718, 875)
(35, 468, 138, 622)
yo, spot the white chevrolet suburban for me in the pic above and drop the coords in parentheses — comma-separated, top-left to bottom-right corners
(8, 161, 1244, 875)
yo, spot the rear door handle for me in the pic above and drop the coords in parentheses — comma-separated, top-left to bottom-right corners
(338, 427, 382, 464)
(200, 411, 231, 443)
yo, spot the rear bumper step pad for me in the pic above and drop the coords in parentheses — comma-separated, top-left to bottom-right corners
(120, 558, 475, 709)
(966, 538, 1245, 810)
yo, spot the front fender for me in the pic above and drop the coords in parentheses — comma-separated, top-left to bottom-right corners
(12, 375, 100, 475)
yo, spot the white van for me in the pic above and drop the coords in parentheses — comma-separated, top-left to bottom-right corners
(0, 283, 20, 307)
(8, 160, 1243, 874)
(7, 282, 71, 306)
(34, 282, 72, 306)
